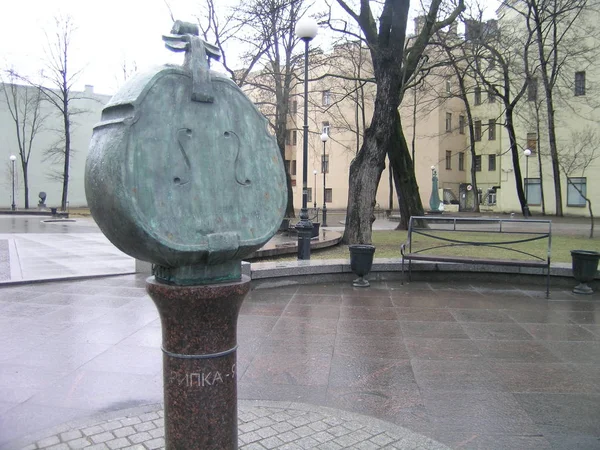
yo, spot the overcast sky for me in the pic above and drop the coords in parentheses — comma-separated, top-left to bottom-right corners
(1, 0, 500, 96)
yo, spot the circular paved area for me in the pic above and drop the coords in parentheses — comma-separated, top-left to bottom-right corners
(16, 401, 449, 450)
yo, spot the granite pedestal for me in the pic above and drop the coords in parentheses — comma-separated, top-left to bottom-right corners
(147, 275, 250, 449)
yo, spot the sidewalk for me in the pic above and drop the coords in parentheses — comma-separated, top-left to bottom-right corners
(1, 275, 599, 449)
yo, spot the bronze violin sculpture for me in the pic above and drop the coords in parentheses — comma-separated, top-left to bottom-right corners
(85, 21, 286, 285)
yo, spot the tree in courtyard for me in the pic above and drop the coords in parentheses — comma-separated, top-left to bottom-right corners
(430, 25, 482, 212)
(503, 0, 596, 216)
(37, 15, 84, 211)
(558, 127, 599, 238)
(466, 14, 534, 217)
(197, 0, 315, 218)
(1, 70, 48, 209)
(330, 0, 465, 242)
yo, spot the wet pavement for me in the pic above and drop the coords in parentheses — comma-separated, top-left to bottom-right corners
(0, 275, 599, 449)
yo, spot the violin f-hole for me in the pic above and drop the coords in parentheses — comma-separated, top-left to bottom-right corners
(174, 128, 192, 185)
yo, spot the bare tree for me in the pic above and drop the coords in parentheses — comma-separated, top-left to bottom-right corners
(559, 127, 599, 237)
(197, 0, 316, 218)
(331, 0, 465, 242)
(467, 14, 533, 216)
(504, 0, 596, 216)
(36, 15, 84, 211)
(1, 70, 47, 209)
(431, 27, 482, 212)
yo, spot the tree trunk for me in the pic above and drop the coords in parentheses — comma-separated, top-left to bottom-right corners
(542, 87, 563, 216)
(62, 106, 70, 211)
(284, 169, 295, 217)
(342, 130, 385, 244)
(464, 102, 479, 213)
(587, 200, 594, 239)
(22, 165, 29, 209)
(342, 66, 400, 244)
(535, 102, 546, 215)
(389, 112, 424, 230)
(506, 107, 528, 215)
(388, 159, 393, 211)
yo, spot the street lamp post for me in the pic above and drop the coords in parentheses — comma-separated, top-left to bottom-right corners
(523, 148, 532, 217)
(295, 17, 318, 260)
(313, 169, 317, 209)
(320, 132, 328, 227)
(9, 155, 16, 211)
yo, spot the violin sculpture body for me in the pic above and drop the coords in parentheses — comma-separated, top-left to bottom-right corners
(85, 25, 286, 285)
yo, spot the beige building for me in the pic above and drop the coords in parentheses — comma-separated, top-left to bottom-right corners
(4, 9, 597, 219)
(467, 5, 600, 217)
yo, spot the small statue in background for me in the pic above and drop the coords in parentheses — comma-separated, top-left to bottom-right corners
(38, 192, 47, 209)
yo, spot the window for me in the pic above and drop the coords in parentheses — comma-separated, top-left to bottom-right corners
(459, 115, 466, 134)
(528, 77, 538, 101)
(445, 78, 451, 94)
(445, 112, 452, 132)
(321, 154, 329, 174)
(488, 154, 496, 171)
(474, 86, 482, 105)
(488, 90, 496, 103)
(474, 120, 482, 141)
(322, 121, 330, 136)
(322, 90, 331, 105)
(567, 177, 587, 206)
(325, 188, 332, 203)
(488, 119, 496, 140)
(286, 130, 298, 145)
(575, 71, 586, 96)
(290, 100, 297, 114)
(525, 178, 541, 205)
(446, 151, 452, 170)
(474, 155, 482, 172)
(526, 132, 537, 153)
(306, 187, 312, 203)
(290, 160, 297, 176)
(486, 188, 497, 205)
(459, 152, 465, 171)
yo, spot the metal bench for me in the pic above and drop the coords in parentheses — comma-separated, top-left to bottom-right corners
(401, 216, 552, 298)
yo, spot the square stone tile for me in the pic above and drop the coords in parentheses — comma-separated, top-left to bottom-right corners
(25, 370, 163, 410)
(242, 353, 332, 386)
(341, 296, 393, 307)
(521, 323, 599, 341)
(542, 341, 600, 364)
(451, 309, 515, 323)
(400, 322, 469, 339)
(269, 318, 338, 341)
(328, 356, 417, 389)
(333, 335, 409, 359)
(282, 304, 340, 320)
(488, 361, 598, 393)
(505, 310, 572, 324)
(461, 323, 534, 341)
(422, 391, 541, 434)
(336, 319, 402, 337)
(257, 337, 333, 356)
(515, 393, 600, 436)
(404, 338, 482, 361)
(289, 295, 342, 306)
(411, 359, 505, 392)
(339, 306, 398, 321)
(474, 340, 561, 363)
(395, 308, 456, 322)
